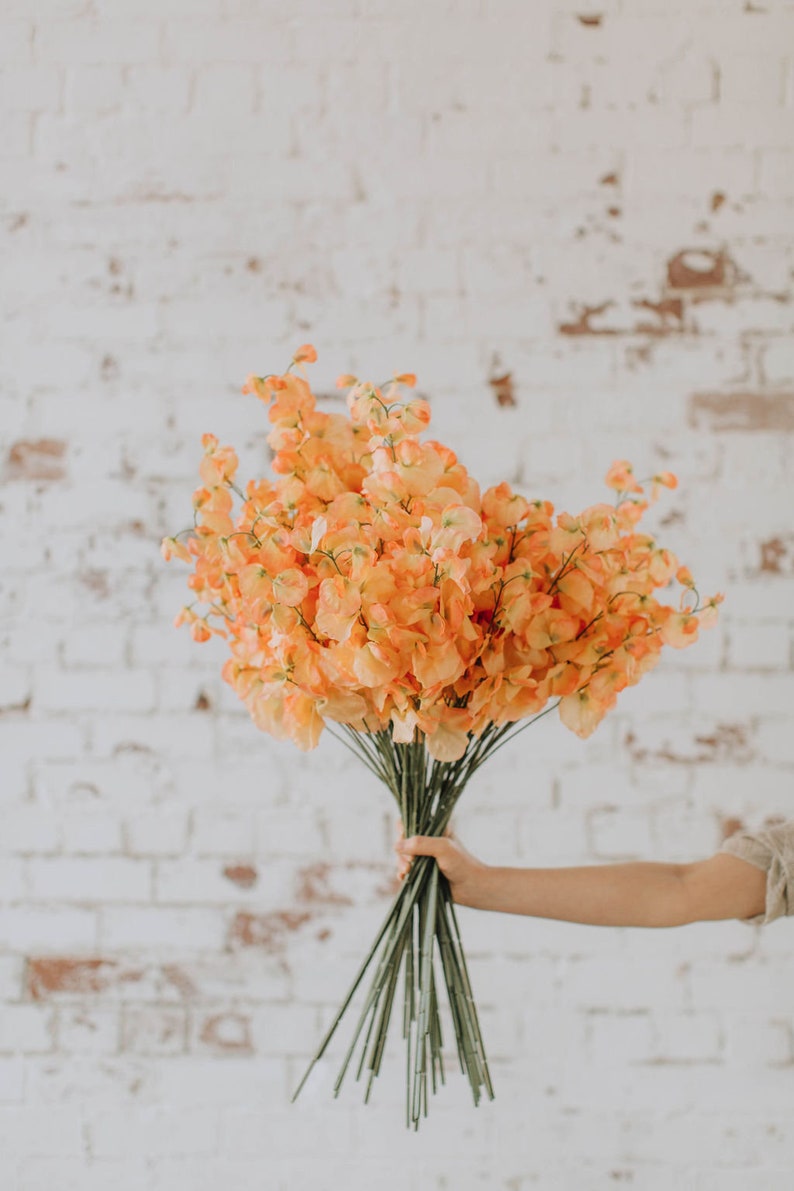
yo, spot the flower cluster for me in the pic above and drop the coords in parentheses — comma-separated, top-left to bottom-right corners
(162, 345, 723, 760)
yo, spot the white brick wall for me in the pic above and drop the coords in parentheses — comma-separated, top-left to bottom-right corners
(2, 0, 793, 1186)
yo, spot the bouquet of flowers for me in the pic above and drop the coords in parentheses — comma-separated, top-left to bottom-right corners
(162, 344, 722, 1129)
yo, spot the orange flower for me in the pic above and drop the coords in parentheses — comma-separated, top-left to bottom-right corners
(165, 344, 720, 755)
(316, 576, 362, 642)
(604, 459, 643, 494)
(161, 536, 192, 564)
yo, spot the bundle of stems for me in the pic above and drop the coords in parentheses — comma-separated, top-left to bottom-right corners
(290, 705, 558, 1129)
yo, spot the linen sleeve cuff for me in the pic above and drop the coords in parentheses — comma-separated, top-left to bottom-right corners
(719, 829, 791, 926)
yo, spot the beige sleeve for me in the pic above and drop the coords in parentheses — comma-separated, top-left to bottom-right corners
(719, 821, 794, 925)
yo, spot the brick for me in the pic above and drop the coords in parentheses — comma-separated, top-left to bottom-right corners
(0, 1107, 84, 1156)
(124, 809, 190, 857)
(586, 805, 656, 859)
(100, 906, 224, 950)
(33, 668, 156, 714)
(0, 1004, 55, 1054)
(692, 100, 794, 149)
(0, 907, 97, 951)
(89, 1105, 220, 1158)
(60, 624, 128, 668)
(725, 622, 791, 670)
(0, 22, 33, 65)
(61, 810, 124, 854)
(56, 1005, 119, 1054)
(192, 63, 257, 117)
(0, 66, 62, 111)
(585, 1009, 654, 1065)
(62, 64, 125, 113)
(760, 339, 794, 385)
(189, 808, 256, 857)
(717, 54, 786, 106)
(121, 1005, 187, 1056)
(34, 18, 161, 64)
(26, 857, 151, 902)
(758, 149, 794, 195)
(18, 1158, 149, 1191)
(154, 857, 262, 905)
(0, 1059, 25, 1103)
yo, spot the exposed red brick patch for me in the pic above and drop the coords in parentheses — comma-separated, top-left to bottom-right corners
(489, 371, 517, 408)
(6, 439, 67, 482)
(246, 257, 263, 272)
(194, 690, 212, 711)
(223, 864, 258, 889)
(577, 12, 603, 25)
(27, 957, 127, 1001)
(560, 295, 684, 338)
(710, 192, 726, 213)
(198, 1011, 253, 1054)
(758, 535, 794, 575)
(122, 1006, 186, 1055)
(607, 206, 621, 218)
(624, 723, 755, 767)
(559, 300, 617, 336)
(631, 296, 684, 335)
(227, 909, 313, 951)
(688, 392, 794, 433)
(666, 248, 738, 293)
(161, 963, 197, 1000)
(600, 172, 619, 187)
(294, 861, 353, 907)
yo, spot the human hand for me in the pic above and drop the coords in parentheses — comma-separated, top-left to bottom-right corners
(393, 819, 492, 909)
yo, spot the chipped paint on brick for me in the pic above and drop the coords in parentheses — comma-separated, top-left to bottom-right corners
(227, 909, 313, 953)
(161, 963, 197, 1000)
(666, 248, 740, 295)
(198, 1011, 253, 1054)
(624, 723, 755, 767)
(559, 300, 617, 336)
(559, 294, 685, 338)
(489, 371, 517, 408)
(294, 861, 353, 907)
(5, 439, 67, 483)
(223, 863, 259, 889)
(576, 13, 603, 26)
(27, 957, 123, 1001)
(121, 1005, 187, 1056)
(631, 296, 684, 335)
(688, 392, 794, 433)
(759, 535, 794, 575)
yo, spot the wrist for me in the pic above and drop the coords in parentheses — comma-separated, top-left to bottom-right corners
(469, 863, 504, 912)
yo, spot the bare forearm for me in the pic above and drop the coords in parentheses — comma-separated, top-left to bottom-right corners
(395, 826, 769, 926)
(476, 861, 691, 928)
